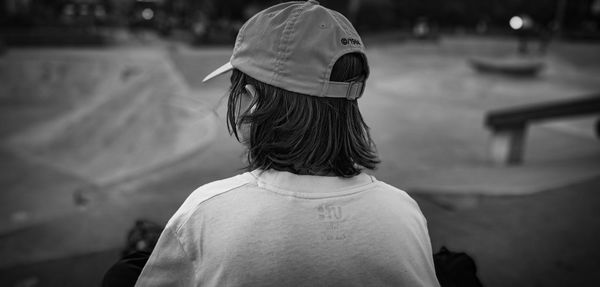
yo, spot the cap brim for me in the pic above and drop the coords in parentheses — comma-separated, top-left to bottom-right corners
(202, 62, 234, 82)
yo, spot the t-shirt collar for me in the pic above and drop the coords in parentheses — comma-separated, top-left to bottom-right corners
(249, 169, 375, 195)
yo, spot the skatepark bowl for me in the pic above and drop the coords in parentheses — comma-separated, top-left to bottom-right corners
(1, 36, 599, 286)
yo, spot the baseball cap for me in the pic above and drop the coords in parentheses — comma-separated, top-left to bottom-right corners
(202, 0, 369, 100)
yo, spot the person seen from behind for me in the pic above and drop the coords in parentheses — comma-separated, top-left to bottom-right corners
(134, 1, 440, 286)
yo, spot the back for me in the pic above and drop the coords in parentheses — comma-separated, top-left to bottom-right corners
(136, 170, 440, 287)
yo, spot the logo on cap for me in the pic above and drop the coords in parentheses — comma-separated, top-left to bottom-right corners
(340, 37, 361, 46)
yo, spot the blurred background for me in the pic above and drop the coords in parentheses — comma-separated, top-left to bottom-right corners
(1, 0, 600, 45)
(1, 0, 600, 286)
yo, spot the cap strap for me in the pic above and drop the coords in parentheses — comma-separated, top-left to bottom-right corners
(325, 81, 364, 100)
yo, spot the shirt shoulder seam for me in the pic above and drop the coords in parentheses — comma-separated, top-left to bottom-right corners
(173, 174, 255, 233)
(167, 225, 197, 276)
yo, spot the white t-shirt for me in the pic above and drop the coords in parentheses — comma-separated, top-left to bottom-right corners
(136, 170, 440, 287)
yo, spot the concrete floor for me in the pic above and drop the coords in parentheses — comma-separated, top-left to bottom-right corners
(1, 36, 599, 286)
(1, 177, 599, 287)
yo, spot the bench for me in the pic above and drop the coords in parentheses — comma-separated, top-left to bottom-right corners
(484, 94, 600, 165)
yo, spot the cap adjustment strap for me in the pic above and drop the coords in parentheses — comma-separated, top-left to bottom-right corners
(326, 81, 364, 100)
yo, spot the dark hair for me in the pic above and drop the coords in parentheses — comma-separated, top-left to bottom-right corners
(226, 53, 380, 177)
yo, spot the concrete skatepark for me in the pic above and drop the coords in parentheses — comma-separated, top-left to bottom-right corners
(0, 36, 599, 286)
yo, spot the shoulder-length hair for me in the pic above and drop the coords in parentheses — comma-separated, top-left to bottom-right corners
(226, 52, 380, 177)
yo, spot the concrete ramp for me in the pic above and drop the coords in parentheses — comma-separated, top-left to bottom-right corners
(6, 50, 216, 185)
(0, 54, 116, 107)
(0, 49, 221, 268)
(0, 53, 124, 137)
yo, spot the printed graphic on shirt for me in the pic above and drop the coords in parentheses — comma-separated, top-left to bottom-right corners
(317, 204, 347, 241)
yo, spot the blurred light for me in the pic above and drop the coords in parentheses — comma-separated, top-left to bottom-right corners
(593, 0, 600, 15)
(142, 8, 154, 20)
(413, 21, 430, 37)
(193, 22, 207, 36)
(80, 4, 89, 16)
(509, 16, 524, 30)
(95, 6, 106, 18)
(63, 4, 75, 17)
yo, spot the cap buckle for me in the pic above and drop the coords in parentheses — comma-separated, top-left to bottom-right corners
(346, 81, 364, 100)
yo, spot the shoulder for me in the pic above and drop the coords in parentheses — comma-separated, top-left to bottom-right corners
(167, 172, 257, 231)
(370, 178, 420, 208)
(366, 177, 426, 221)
